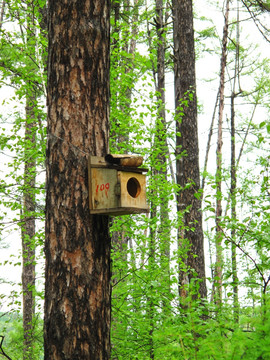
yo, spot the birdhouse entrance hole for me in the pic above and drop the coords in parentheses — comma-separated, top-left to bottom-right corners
(127, 177, 141, 198)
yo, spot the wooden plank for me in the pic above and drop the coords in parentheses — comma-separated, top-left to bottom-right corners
(89, 156, 107, 167)
(91, 164, 148, 173)
(89, 207, 149, 215)
(89, 155, 148, 172)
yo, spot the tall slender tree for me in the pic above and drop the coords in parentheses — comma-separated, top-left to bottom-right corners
(21, 5, 39, 358)
(154, 0, 171, 305)
(21, 95, 36, 360)
(230, 0, 241, 322)
(44, 0, 111, 358)
(172, 0, 207, 300)
(214, 0, 230, 305)
(0, 1, 5, 28)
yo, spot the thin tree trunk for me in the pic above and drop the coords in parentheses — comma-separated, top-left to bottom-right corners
(230, 92, 239, 322)
(148, 202, 156, 360)
(22, 8, 37, 359)
(0, 1, 5, 29)
(155, 0, 171, 311)
(172, 0, 207, 300)
(213, 0, 230, 305)
(21, 95, 36, 360)
(230, 0, 240, 322)
(44, 0, 111, 358)
(201, 91, 219, 191)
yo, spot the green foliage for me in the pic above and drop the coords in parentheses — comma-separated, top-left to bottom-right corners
(0, 3, 46, 359)
(0, 0, 270, 358)
(0, 312, 43, 359)
(109, 1, 270, 358)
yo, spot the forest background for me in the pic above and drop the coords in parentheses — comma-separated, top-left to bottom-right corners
(0, 0, 270, 359)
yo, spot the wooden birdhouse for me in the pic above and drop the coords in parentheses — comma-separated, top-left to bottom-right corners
(88, 154, 149, 215)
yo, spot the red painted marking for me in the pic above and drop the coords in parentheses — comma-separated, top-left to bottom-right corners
(96, 183, 110, 197)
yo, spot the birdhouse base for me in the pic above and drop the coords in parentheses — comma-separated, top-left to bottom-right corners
(89, 207, 148, 216)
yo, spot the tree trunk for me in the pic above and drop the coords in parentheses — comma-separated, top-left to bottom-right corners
(0, 1, 5, 29)
(214, 0, 230, 305)
(172, 0, 207, 300)
(155, 0, 171, 311)
(230, 4, 240, 321)
(22, 8, 37, 359)
(44, 0, 111, 359)
(230, 92, 239, 322)
(22, 95, 36, 360)
(148, 203, 156, 360)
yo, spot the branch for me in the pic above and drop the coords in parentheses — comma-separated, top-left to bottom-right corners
(201, 89, 219, 191)
(0, 336, 12, 360)
(0, 60, 43, 92)
(241, 0, 270, 42)
(221, 227, 267, 287)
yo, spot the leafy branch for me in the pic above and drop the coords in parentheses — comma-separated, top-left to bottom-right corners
(0, 336, 12, 360)
(221, 227, 270, 293)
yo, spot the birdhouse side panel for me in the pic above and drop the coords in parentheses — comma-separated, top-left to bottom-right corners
(90, 168, 118, 211)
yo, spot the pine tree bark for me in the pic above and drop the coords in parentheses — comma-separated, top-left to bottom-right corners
(172, 0, 207, 299)
(44, 0, 111, 359)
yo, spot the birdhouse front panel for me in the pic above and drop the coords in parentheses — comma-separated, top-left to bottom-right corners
(118, 171, 147, 210)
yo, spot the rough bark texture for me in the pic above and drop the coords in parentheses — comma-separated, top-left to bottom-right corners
(173, 0, 207, 299)
(44, 1, 111, 359)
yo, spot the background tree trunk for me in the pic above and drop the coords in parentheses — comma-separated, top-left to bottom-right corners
(172, 0, 207, 300)
(230, 2, 240, 321)
(44, 0, 111, 358)
(154, 0, 171, 313)
(0, 1, 5, 28)
(21, 95, 36, 360)
(22, 7, 37, 358)
(230, 91, 239, 322)
(214, 0, 230, 305)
